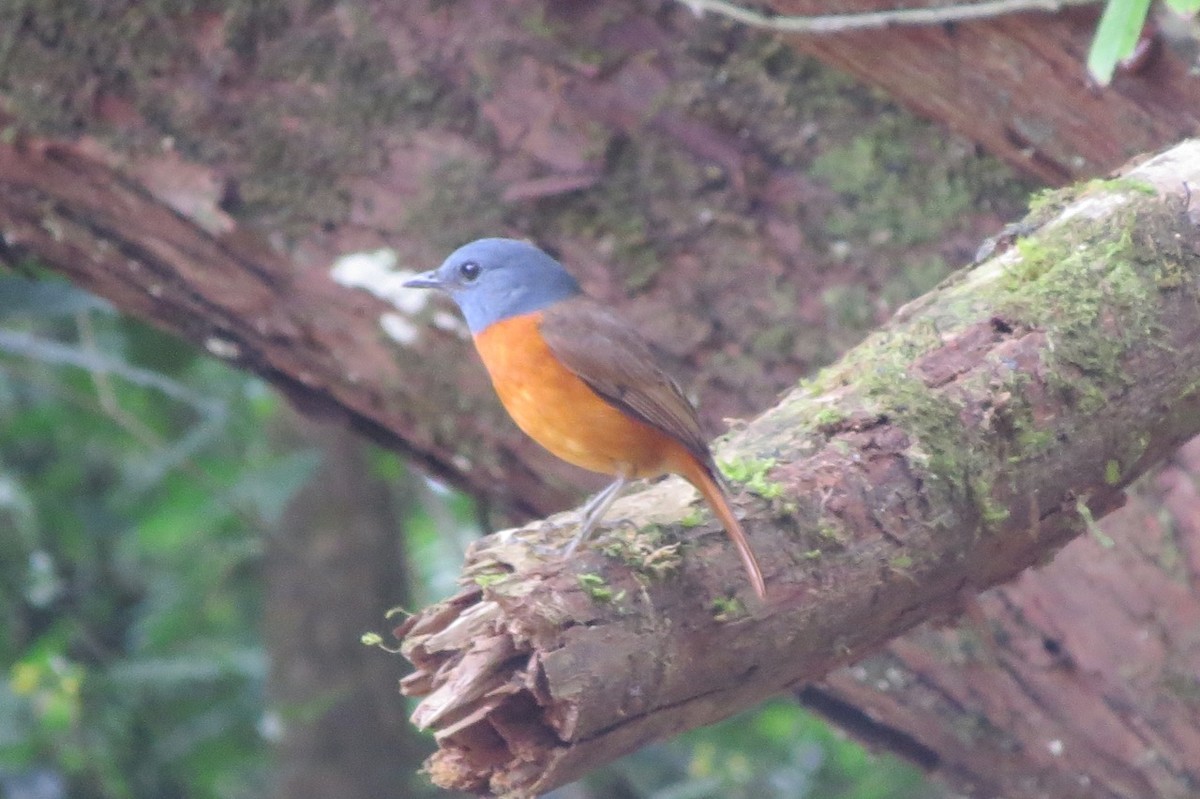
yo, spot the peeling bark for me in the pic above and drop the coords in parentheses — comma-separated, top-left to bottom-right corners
(396, 142, 1200, 795)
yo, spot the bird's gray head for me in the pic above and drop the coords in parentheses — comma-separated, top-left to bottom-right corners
(403, 238, 581, 333)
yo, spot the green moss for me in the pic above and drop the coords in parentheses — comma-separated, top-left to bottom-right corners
(1026, 186, 1072, 215)
(473, 570, 509, 588)
(720, 456, 785, 499)
(1156, 258, 1190, 289)
(811, 406, 848, 432)
(809, 113, 1012, 251)
(852, 189, 1186, 532)
(804, 334, 1012, 534)
(1098, 177, 1157, 197)
(599, 525, 682, 582)
(979, 495, 1011, 524)
(710, 595, 746, 621)
(1013, 427, 1055, 456)
(1009, 237, 1057, 283)
(997, 197, 1162, 420)
(817, 521, 847, 544)
(1104, 459, 1121, 485)
(1019, 178, 1146, 231)
(359, 631, 402, 654)
(862, 364, 966, 490)
(983, 369, 1055, 467)
(578, 572, 624, 603)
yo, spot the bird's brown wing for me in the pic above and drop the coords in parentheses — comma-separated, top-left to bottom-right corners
(539, 297, 713, 465)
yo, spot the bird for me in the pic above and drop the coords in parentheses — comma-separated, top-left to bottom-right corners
(404, 238, 767, 600)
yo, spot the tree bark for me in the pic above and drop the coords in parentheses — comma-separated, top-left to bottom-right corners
(801, 437, 1200, 799)
(396, 142, 1200, 795)
(3, 3, 1200, 797)
(766, 0, 1200, 184)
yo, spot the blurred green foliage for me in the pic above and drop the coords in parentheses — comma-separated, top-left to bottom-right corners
(0, 271, 303, 799)
(0, 269, 935, 799)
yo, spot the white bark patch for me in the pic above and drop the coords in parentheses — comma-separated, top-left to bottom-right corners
(330, 248, 431, 315)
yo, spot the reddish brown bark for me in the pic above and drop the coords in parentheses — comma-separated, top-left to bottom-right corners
(771, 1, 1200, 184)
(806, 439, 1200, 798)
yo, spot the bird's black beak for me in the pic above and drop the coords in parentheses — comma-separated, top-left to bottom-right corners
(403, 270, 443, 290)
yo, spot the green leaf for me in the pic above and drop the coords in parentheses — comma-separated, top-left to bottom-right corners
(1164, 0, 1200, 13)
(1087, 0, 1153, 86)
(135, 475, 217, 554)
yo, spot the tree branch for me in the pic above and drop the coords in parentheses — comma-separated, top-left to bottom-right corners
(678, 0, 1101, 33)
(0, 133, 570, 519)
(396, 140, 1200, 796)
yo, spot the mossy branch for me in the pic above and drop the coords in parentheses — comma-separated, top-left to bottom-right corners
(397, 140, 1200, 797)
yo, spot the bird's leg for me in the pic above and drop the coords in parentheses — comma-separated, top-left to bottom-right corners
(564, 475, 629, 555)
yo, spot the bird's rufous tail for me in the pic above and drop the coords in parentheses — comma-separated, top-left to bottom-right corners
(681, 459, 767, 600)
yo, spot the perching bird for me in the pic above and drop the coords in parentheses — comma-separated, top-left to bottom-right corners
(404, 238, 767, 599)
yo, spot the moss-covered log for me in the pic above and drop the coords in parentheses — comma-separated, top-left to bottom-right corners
(397, 140, 1200, 796)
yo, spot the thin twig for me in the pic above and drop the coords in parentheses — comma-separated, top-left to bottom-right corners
(0, 328, 220, 409)
(0, 325, 230, 492)
(76, 310, 164, 449)
(678, 0, 1102, 33)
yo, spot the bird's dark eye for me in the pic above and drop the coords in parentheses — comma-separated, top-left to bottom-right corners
(458, 261, 481, 281)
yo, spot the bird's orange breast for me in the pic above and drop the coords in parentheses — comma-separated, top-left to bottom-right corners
(473, 312, 690, 479)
